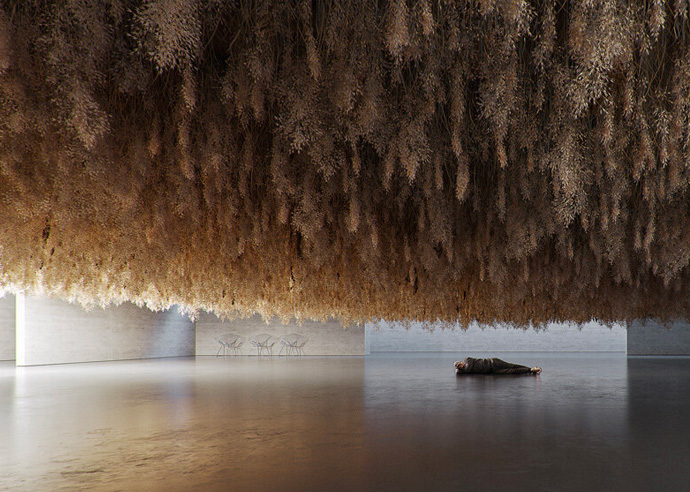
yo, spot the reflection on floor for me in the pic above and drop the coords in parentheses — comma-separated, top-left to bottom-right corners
(1, 353, 689, 491)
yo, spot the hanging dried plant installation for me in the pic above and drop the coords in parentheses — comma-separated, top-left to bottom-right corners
(2, 1, 690, 328)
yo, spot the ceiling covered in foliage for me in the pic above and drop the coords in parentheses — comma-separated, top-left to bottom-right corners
(2, 0, 690, 326)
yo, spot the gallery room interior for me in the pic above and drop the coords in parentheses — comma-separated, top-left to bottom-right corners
(2, 1, 690, 490)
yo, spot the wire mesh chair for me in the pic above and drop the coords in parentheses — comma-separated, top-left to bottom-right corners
(215, 334, 243, 357)
(225, 335, 243, 356)
(249, 333, 275, 356)
(279, 334, 308, 356)
(293, 335, 308, 356)
(278, 334, 297, 356)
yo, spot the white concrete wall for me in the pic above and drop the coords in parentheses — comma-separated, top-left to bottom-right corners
(627, 319, 690, 355)
(16, 295, 195, 366)
(196, 313, 366, 356)
(0, 294, 15, 360)
(367, 321, 627, 352)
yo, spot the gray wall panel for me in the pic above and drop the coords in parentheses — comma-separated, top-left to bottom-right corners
(0, 294, 15, 360)
(367, 321, 626, 353)
(196, 313, 366, 356)
(16, 296, 195, 366)
(627, 320, 690, 355)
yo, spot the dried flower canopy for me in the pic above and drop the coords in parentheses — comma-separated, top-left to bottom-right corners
(2, 0, 690, 326)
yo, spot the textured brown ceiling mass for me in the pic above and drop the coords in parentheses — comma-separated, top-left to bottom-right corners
(2, 1, 690, 327)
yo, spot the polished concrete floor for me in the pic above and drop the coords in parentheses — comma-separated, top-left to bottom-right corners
(1, 353, 689, 491)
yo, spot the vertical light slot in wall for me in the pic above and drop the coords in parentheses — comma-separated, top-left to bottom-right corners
(15, 293, 25, 366)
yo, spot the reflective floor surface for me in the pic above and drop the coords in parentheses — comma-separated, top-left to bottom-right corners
(1, 353, 690, 491)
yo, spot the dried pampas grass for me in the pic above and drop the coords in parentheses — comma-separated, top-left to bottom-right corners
(2, 1, 690, 327)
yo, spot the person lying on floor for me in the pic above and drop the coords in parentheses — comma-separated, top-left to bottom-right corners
(454, 357, 542, 375)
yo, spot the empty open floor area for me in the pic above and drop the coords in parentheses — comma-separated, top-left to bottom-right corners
(1, 353, 689, 491)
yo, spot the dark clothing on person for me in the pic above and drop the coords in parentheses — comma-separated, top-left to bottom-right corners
(458, 357, 534, 375)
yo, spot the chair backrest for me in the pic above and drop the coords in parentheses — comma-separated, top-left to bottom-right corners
(279, 333, 300, 346)
(295, 335, 308, 348)
(250, 333, 273, 345)
(218, 334, 239, 343)
(226, 335, 243, 347)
